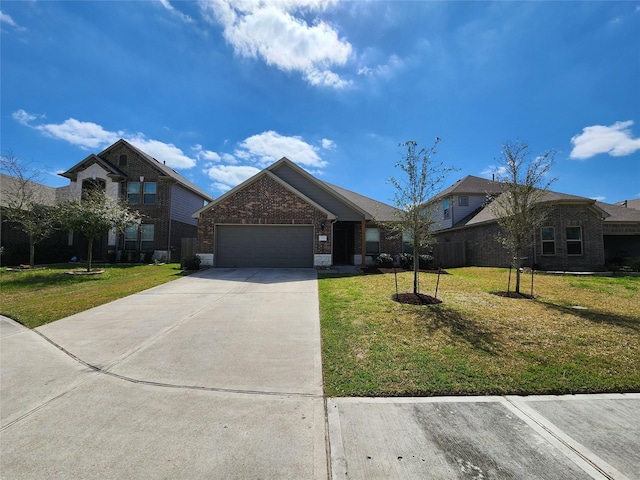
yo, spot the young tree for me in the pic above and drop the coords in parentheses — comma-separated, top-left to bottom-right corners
(59, 190, 141, 272)
(489, 140, 557, 294)
(0, 152, 58, 266)
(387, 137, 455, 294)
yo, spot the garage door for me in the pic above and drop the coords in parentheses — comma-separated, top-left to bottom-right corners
(216, 225, 314, 268)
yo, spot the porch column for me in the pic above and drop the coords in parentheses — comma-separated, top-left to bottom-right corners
(361, 220, 366, 268)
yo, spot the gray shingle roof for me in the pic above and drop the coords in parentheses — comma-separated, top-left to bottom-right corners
(323, 181, 401, 222)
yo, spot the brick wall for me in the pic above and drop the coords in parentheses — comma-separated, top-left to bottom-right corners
(197, 174, 331, 255)
(434, 203, 606, 271)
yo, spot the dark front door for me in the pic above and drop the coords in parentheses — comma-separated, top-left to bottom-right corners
(333, 222, 354, 265)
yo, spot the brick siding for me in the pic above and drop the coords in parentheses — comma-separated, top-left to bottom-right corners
(197, 174, 332, 255)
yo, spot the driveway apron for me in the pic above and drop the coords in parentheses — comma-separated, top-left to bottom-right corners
(1, 268, 327, 479)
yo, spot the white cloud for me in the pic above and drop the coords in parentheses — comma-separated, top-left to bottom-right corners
(158, 0, 194, 23)
(193, 144, 222, 162)
(204, 164, 260, 192)
(358, 54, 403, 78)
(1, 10, 17, 26)
(236, 130, 328, 168)
(321, 138, 336, 150)
(199, 0, 352, 88)
(38, 118, 120, 150)
(13, 110, 196, 169)
(128, 135, 196, 169)
(570, 120, 640, 160)
(12, 109, 41, 126)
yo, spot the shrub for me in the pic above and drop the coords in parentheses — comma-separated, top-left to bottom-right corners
(398, 253, 435, 270)
(375, 253, 394, 268)
(182, 255, 201, 270)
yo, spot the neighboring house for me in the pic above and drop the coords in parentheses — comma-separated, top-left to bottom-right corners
(194, 157, 401, 268)
(0, 173, 70, 265)
(429, 175, 640, 271)
(58, 139, 212, 263)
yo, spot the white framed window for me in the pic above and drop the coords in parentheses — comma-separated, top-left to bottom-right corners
(141, 224, 154, 251)
(127, 182, 141, 204)
(143, 182, 157, 205)
(566, 226, 583, 255)
(365, 228, 380, 255)
(124, 225, 138, 251)
(443, 198, 451, 219)
(541, 227, 555, 255)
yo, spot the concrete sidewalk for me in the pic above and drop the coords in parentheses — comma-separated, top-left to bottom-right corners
(1, 268, 328, 479)
(328, 395, 640, 479)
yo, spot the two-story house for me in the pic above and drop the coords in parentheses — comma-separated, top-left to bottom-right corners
(427, 175, 640, 271)
(59, 139, 212, 263)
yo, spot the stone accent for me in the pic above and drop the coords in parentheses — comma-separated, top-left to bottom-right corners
(314, 254, 332, 267)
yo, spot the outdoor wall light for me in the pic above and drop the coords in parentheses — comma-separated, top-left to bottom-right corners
(321, 222, 326, 231)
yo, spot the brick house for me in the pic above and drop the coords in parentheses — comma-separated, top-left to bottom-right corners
(194, 157, 401, 268)
(59, 139, 212, 263)
(428, 175, 640, 270)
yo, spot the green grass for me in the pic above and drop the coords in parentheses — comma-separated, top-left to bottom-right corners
(0, 264, 192, 328)
(319, 267, 640, 397)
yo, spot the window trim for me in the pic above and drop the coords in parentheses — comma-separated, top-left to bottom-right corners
(458, 196, 468, 207)
(540, 226, 556, 256)
(443, 198, 451, 220)
(127, 182, 141, 204)
(566, 226, 583, 256)
(143, 182, 157, 205)
(365, 227, 380, 255)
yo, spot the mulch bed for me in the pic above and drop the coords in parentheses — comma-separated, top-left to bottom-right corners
(391, 293, 443, 305)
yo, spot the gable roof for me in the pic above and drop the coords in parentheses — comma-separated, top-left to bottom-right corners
(460, 190, 609, 227)
(434, 175, 506, 201)
(193, 157, 399, 221)
(193, 168, 336, 219)
(60, 139, 212, 201)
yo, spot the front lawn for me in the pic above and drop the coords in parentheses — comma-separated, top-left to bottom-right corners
(0, 264, 192, 328)
(319, 267, 640, 397)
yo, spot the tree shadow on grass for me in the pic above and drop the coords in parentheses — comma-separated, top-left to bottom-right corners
(538, 300, 640, 332)
(414, 305, 502, 355)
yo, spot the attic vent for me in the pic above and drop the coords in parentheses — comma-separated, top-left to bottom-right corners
(119, 154, 127, 166)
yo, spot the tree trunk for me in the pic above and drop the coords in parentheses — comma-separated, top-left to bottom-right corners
(87, 238, 94, 272)
(413, 250, 419, 294)
(29, 233, 35, 267)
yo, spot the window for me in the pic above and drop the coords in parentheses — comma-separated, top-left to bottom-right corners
(458, 196, 468, 206)
(402, 230, 414, 254)
(127, 182, 141, 204)
(541, 227, 555, 255)
(566, 226, 583, 255)
(443, 198, 451, 219)
(365, 228, 380, 255)
(141, 224, 154, 251)
(119, 154, 127, 166)
(143, 182, 157, 204)
(124, 226, 138, 251)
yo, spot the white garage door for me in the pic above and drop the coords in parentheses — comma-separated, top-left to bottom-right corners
(216, 225, 314, 268)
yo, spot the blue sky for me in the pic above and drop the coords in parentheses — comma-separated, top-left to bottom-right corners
(2, 1, 639, 205)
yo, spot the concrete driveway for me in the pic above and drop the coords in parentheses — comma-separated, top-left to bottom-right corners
(1, 268, 327, 479)
(2, 267, 639, 479)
